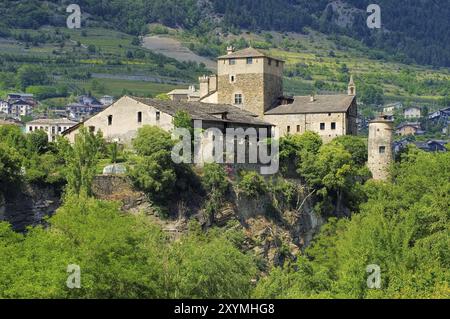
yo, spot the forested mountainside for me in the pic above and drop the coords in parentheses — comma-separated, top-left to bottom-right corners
(0, 0, 449, 67)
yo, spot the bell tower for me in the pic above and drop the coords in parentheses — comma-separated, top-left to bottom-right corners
(348, 75, 356, 96)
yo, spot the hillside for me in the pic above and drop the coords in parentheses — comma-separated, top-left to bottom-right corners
(1, 0, 449, 68)
(0, 27, 209, 108)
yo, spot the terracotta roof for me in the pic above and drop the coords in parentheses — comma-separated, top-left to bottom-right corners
(132, 97, 271, 126)
(218, 47, 284, 61)
(265, 95, 355, 115)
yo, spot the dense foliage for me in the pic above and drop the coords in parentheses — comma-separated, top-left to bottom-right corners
(0, 124, 448, 298)
(254, 149, 450, 298)
(0, 195, 256, 298)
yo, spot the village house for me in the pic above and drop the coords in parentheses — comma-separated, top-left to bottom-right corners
(395, 122, 423, 136)
(7, 93, 35, 102)
(100, 95, 115, 106)
(404, 106, 421, 119)
(8, 99, 34, 118)
(66, 95, 106, 122)
(63, 96, 271, 144)
(167, 86, 200, 102)
(27, 118, 78, 142)
(0, 93, 37, 118)
(0, 100, 8, 114)
(413, 140, 448, 152)
(383, 102, 402, 115)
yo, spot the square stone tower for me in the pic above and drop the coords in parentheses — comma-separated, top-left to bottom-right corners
(216, 47, 284, 117)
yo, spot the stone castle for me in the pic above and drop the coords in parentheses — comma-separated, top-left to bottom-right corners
(171, 46, 358, 142)
(64, 46, 392, 179)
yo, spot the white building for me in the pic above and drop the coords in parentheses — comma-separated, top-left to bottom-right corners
(9, 99, 34, 117)
(404, 106, 421, 119)
(27, 118, 78, 142)
(0, 100, 9, 114)
(100, 95, 115, 106)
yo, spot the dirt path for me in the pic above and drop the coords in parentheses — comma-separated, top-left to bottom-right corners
(142, 35, 216, 71)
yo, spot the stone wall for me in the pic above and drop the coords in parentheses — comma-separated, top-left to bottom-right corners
(216, 56, 283, 117)
(65, 96, 175, 144)
(265, 111, 349, 143)
(368, 120, 394, 180)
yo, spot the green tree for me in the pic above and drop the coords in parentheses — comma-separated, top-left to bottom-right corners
(17, 65, 50, 89)
(26, 129, 48, 154)
(0, 143, 22, 196)
(127, 150, 177, 202)
(202, 163, 229, 224)
(132, 125, 174, 156)
(65, 127, 103, 196)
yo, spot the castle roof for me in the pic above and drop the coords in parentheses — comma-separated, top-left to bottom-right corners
(218, 47, 284, 61)
(265, 95, 355, 115)
(133, 97, 271, 126)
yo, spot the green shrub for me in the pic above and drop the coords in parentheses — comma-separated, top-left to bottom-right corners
(237, 171, 268, 198)
(132, 125, 174, 156)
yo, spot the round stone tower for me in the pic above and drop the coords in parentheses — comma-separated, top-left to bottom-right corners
(368, 115, 394, 180)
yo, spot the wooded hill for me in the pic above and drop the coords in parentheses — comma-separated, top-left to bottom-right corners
(1, 0, 449, 67)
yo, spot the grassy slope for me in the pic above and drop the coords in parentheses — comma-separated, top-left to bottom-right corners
(0, 27, 191, 103)
(2, 26, 449, 108)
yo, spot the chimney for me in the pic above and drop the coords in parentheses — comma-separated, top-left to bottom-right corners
(199, 75, 210, 99)
(227, 46, 235, 55)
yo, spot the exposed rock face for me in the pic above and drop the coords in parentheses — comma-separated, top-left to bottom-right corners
(0, 184, 62, 232)
(91, 175, 324, 268)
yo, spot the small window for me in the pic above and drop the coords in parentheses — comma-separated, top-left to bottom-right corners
(287, 126, 291, 133)
(268, 58, 272, 66)
(156, 111, 160, 121)
(89, 126, 95, 133)
(230, 75, 236, 83)
(234, 94, 242, 105)
(331, 122, 336, 130)
(276, 60, 279, 67)
(320, 123, 325, 130)
(58, 127, 62, 132)
(379, 146, 386, 154)
(29, 126, 32, 131)
(297, 125, 300, 132)
(246, 57, 253, 64)
(229, 59, 236, 65)
(137, 111, 142, 123)
(108, 115, 113, 126)
(328, 113, 331, 116)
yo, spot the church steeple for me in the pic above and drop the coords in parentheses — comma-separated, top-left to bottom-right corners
(348, 75, 356, 96)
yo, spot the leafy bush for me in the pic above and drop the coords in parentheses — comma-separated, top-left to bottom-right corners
(128, 150, 177, 202)
(237, 171, 268, 198)
(132, 125, 174, 156)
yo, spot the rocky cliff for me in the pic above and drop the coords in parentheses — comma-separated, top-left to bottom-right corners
(0, 183, 62, 232)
